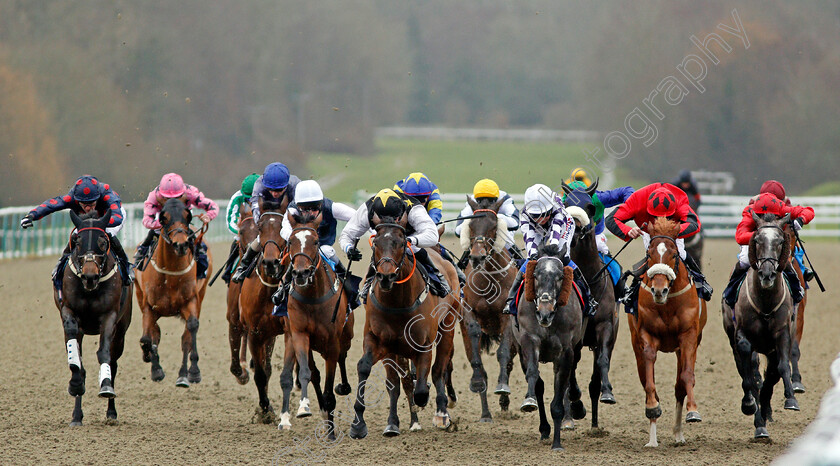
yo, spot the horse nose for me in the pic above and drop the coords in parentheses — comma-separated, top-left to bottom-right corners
(470, 255, 483, 267)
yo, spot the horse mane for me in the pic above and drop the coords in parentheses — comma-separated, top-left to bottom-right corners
(648, 216, 680, 237)
(79, 211, 99, 221)
(262, 198, 284, 212)
(476, 197, 496, 209)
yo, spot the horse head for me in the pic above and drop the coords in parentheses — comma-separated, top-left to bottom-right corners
(524, 243, 570, 327)
(69, 209, 112, 292)
(645, 217, 681, 304)
(466, 196, 505, 268)
(160, 198, 193, 256)
(287, 212, 323, 287)
(749, 212, 791, 289)
(257, 200, 287, 279)
(371, 211, 410, 292)
(237, 203, 257, 254)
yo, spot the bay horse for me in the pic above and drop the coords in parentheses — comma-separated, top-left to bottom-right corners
(278, 213, 354, 436)
(238, 200, 294, 423)
(227, 202, 258, 385)
(721, 212, 799, 440)
(58, 210, 132, 425)
(136, 198, 212, 388)
(349, 214, 461, 439)
(629, 216, 707, 447)
(459, 196, 516, 421)
(564, 195, 619, 430)
(510, 246, 584, 451)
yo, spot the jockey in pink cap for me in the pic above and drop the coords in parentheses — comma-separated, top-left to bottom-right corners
(133, 173, 219, 279)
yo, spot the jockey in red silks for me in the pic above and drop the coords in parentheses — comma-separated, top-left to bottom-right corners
(134, 173, 219, 279)
(605, 183, 713, 315)
(21, 174, 133, 287)
(722, 181, 815, 308)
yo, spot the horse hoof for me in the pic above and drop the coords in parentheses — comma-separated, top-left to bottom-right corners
(98, 384, 116, 399)
(571, 400, 586, 420)
(69, 421, 83, 427)
(187, 371, 201, 384)
(561, 419, 575, 430)
(644, 441, 659, 448)
(686, 411, 702, 423)
(784, 398, 800, 411)
(68, 383, 85, 397)
(237, 371, 250, 385)
(447, 399, 456, 409)
(494, 383, 511, 395)
(277, 412, 292, 430)
(104, 417, 119, 426)
(754, 427, 770, 439)
(334, 383, 351, 396)
(151, 368, 165, 382)
(432, 412, 451, 429)
(470, 380, 486, 393)
(520, 397, 538, 413)
(792, 382, 806, 394)
(540, 430, 550, 441)
(410, 422, 422, 432)
(479, 416, 493, 423)
(600, 392, 616, 404)
(297, 399, 312, 418)
(645, 405, 662, 419)
(383, 424, 401, 437)
(551, 443, 565, 451)
(175, 376, 190, 388)
(349, 423, 368, 439)
(414, 391, 429, 408)
(742, 397, 757, 415)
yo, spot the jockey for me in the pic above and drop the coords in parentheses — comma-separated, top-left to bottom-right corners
(231, 162, 301, 282)
(220, 173, 259, 284)
(502, 184, 598, 317)
(752, 180, 815, 282)
(134, 173, 218, 279)
(722, 188, 814, 308)
(339, 188, 450, 299)
(454, 178, 523, 264)
(672, 170, 701, 211)
(565, 167, 593, 186)
(269, 180, 358, 313)
(394, 172, 464, 285)
(605, 183, 713, 315)
(21, 174, 133, 286)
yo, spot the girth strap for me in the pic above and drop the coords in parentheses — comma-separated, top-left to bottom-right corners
(369, 284, 429, 314)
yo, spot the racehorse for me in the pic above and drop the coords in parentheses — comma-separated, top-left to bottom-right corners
(227, 202, 257, 385)
(136, 198, 212, 388)
(629, 216, 707, 447)
(58, 210, 132, 425)
(349, 214, 461, 439)
(511, 245, 584, 451)
(564, 195, 620, 430)
(459, 196, 516, 421)
(278, 213, 355, 436)
(721, 212, 799, 439)
(238, 200, 294, 423)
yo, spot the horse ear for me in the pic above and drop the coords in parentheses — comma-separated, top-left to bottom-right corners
(561, 181, 573, 194)
(586, 178, 599, 196)
(288, 212, 300, 227)
(97, 209, 112, 229)
(780, 213, 791, 226)
(69, 210, 82, 228)
(751, 210, 761, 225)
(491, 197, 504, 213)
(467, 195, 478, 212)
(372, 212, 381, 226)
(586, 203, 597, 219)
(558, 242, 568, 259)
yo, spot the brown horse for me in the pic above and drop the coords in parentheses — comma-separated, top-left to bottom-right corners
(459, 197, 517, 421)
(227, 202, 258, 385)
(238, 201, 293, 423)
(278, 214, 355, 436)
(136, 198, 212, 388)
(349, 216, 461, 439)
(58, 210, 132, 425)
(629, 217, 707, 447)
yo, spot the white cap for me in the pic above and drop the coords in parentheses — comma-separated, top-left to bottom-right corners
(295, 180, 324, 204)
(523, 184, 558, 215)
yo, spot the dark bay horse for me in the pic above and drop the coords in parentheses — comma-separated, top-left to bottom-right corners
(238, 202, 294, 424)
(563, 187, 620, 430)
(511, 250, 584, 451)
(630, 217, 707, 447)
(349, 214, 461, 439)
(227, 202, 257, 385)
(58, 210, 132, 425)
(279, 213, 354, 436)
(136, 198, 212, 388)
(721, 213, 799, 440)
(459, 196, 516, 421)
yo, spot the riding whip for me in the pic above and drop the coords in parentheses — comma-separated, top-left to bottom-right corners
(591, 233, 636, 282)
(331, 238, 360, 324)
(792, 228, 826, 292)
(435, 213, 487, 225)
(208, 243, 240, 287)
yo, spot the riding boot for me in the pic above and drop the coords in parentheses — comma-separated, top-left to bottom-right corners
(109, 234, 134, 283)
(360, 262, 376, 304)
(221, 240, 239, 284)
(784, 263, 804, 304)
(439, 245, 466, 287)
(503, 268, 525, 315)
(133, 230, 159, 270)
(457, 250, 470, 270)
(195, 242, 209, 279)
(573, 266, 598, 317)
(271, 264, 294, 306)
(333, 260, 348, 278)
(412, 248, 450, 297)
(802, 266, 815, 283)
(508, 245, 525, 261)
(684, 254, 713, 301)
(723, 262, 750, 308)
(53, 245, 72, 292)
(232, 246, 259, 283)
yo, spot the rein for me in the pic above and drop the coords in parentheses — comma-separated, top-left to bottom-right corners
(370, 222, 427, 313)
(752, 224, 787, 271)
(744, 271, 789, 317)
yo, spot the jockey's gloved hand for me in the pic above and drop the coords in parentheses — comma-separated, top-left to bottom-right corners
(345, 246, 363, 262)
(792, 217, 804, 231)
(20, 215, 33, 229)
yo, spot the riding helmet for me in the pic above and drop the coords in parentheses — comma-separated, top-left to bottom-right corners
(371, 188, 407, 219)
(263, 162, 290, 190)
(241, 173, 260, 197)
(646, 187, 678, 217)
(523, 184, 558, 215)
(72, 175, 101, 202)
(294, 180, 324, 210)
(159, 173, 186, 198)
(473, 179, 500, 199)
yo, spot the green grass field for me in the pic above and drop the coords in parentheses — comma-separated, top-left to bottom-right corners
(307, 138, 648, 203)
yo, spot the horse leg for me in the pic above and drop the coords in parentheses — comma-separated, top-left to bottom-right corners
(495, 323, 513, 396)
(550, 350, 575, 451)
(334, 350, 352, 396)
(563, 344, 585, 430)
(732, 332, 758, 416)
(278, 334, 295, 430)
(349, 337, 385, 439)
(413, 350, 433, 410)
(598, 323, 617, 405)
(292, 333, 313, 418)
(140, 310, 165, 382)
(790, 338, 805, 393)
(431, 327, 455, 429)
(183, 302, 201, 385)
(229, 316, 249, 385)
(678, 331, 702, 424)
(759, 354, 783, 437)
(534, 376, 550, 441)
(321, 348, 339, 440)
(446, 357, 458, 409)
(673, 349, 687, 444)
(383, 360, 402, 437)
(775, 329, 800, 411)
(249, 333, 276, 424)
(589, 350, 602, 429)
(308, 354, 327, 420)
(106, 322, 127, 424)
(520, 338, 540, 413)
(499, 337, 517, 412)
(634, 332, 661, 447)
(67, 326, 85, 427)
(95, 312, 118, 399)
(398, 357, 421, 431)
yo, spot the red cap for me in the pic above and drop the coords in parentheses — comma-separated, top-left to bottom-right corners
(753, 193, 785, 215)
(760, 180, 786, 201)
(647, 187, 678, 217)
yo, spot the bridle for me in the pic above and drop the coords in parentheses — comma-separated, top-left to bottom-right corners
(288, 226, 322, 287)
(160, 208, 200, 247)
(752, 224, 787, 271)
(646, 235, 681, 284)
(468, 209, 498, 264)
(533, 256, 565, 306)
(257, 211, 286, 280)
(372, 223, 416, 285)
(69, 226, 114, 285)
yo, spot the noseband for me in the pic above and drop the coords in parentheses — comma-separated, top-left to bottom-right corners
(533, 256, 564, 305)
(289, 226, 321, 286)
(753, 224, 787, 270)
(69, 227, 114, 284)
(646, 235, 681, 284)
(372, 223, 409, 275)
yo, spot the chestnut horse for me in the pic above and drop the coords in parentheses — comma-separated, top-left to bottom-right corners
(629, 217, 707, 447)
(136, 198, 212, 388)
(278, 214, 354, 436)
(349, 216, 461, 439)
(238, 201, 294, 423)
(459, 197, 516, 421)
(58, 210, 132, 425)
(227, 202, 258, 385)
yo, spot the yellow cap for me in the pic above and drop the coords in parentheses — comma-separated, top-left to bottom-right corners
(568, 168, 592, 187)
(473, 179, 500, 199)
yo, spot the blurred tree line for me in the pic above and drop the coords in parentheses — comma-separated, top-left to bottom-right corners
(0, 0, 837, 205)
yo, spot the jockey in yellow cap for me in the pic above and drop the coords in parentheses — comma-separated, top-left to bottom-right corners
(454, 179, 523, 264)
(565, 167, 593, 187)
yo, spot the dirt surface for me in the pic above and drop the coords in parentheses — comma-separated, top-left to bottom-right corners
(1, 238, 838, 465)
